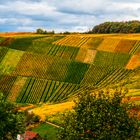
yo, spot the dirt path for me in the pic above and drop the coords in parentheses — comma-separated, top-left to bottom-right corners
(46, 121, 63, 129)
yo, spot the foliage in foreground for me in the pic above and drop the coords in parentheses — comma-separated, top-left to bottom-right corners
(58, 89, 139, 140)
(0, 93, 25, 140)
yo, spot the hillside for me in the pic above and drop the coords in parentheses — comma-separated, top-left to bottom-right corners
(0, 33, 140, 104)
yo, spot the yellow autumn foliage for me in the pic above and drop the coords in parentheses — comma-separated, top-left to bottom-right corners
(31, 101, 75, 121)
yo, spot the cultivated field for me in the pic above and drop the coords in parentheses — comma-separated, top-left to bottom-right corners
(0, 33, 140, 104)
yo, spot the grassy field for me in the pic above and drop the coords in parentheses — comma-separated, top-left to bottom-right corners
(32, 123, 59, 140)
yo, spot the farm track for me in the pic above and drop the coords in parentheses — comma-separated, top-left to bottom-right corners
(46, 121, 62, 129)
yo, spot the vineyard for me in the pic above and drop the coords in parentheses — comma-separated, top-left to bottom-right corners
(53, 36, 87, 47)
(0, 49, 24, 74)
(0, 75, 79, 103)
(12, 52, 89, 83)
(75, 49, 97, 63)
(80, 65, 132, 87)
(97, 38, 140, 54)
(93, 51, 130, 67)
(3, 36, 44, 51)
(0, 47, 8, 63)
(53, 36, 99, 48)
(0, 33, 140, 103)
(126, 54, 140, 69)
(97, 38, 120, 52)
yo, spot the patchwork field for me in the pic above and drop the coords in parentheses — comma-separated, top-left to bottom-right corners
(0, 33, 140, 104)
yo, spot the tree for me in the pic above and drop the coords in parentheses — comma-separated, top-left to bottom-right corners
(47, 30, 55, 34)
(36, 28, 45, 34)
(0, 93, 25, 140)
(63, 31, 71, 34)
(58, 89, 139, 140)
(36, 28, 55, 34)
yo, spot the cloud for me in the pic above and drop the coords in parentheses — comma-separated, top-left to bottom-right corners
(0, 0, 140, 32)
(0, 18, 33, 25)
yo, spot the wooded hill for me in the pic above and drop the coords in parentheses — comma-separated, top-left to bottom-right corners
(88, 21, 140, 34)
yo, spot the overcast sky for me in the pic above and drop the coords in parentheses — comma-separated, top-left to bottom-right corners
(0, 0, 140, 32)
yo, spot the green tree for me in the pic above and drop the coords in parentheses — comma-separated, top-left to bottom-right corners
(36, 28, 55, 34)
(58, 89, 139, 140)
(36, 28, 45, 34)
(0, 93, 25, 140)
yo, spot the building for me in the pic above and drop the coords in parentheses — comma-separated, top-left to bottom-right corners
(17, 131, 43, 140)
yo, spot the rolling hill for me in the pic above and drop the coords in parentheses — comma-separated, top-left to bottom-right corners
(0, 33, 140, 103)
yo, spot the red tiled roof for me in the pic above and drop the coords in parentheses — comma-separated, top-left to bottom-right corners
(24, 131, 38, 140)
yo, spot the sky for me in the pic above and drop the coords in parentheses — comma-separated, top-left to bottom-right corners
(0, 0, 140, 32)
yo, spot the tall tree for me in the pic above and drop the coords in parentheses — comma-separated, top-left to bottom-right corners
(36, 28, 45, 34)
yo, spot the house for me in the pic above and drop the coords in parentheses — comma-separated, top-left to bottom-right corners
(17, 131, 43, 140)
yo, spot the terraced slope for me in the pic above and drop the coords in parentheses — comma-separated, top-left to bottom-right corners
(0, 34, 140, 103)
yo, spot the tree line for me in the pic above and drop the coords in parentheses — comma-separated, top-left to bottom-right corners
(88, 20, 140, 34)
(36, 28, 55, 34)
(36, 28, 79, 34)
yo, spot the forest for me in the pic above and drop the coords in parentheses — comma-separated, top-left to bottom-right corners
(88, 20, 140, 33)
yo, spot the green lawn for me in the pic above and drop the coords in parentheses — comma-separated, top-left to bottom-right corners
(32, 123, 59, 140)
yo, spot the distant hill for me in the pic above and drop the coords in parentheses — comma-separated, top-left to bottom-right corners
(88, 21, 140, 34)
